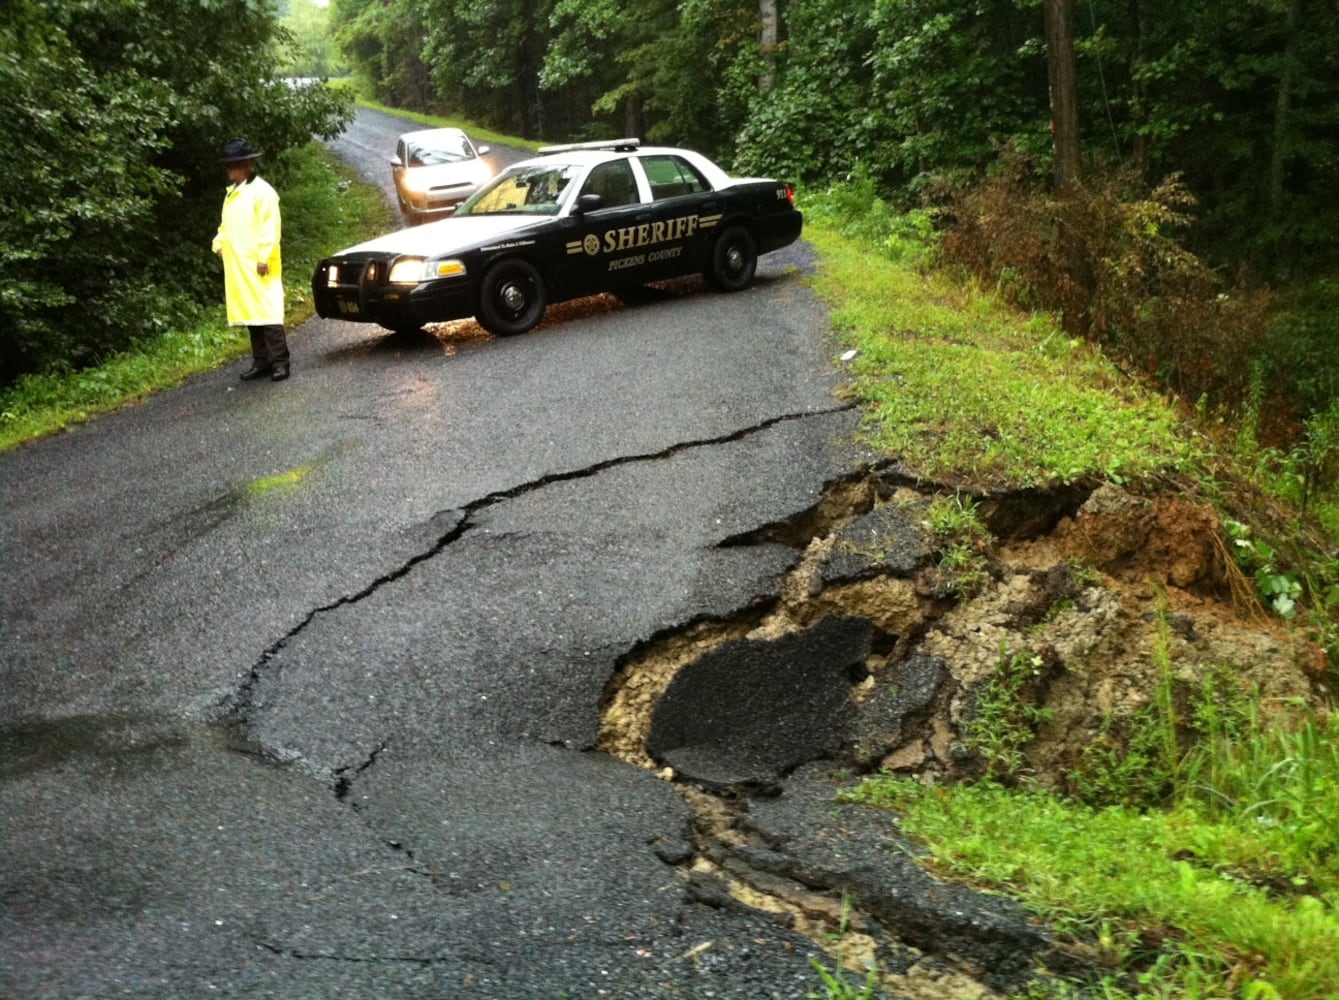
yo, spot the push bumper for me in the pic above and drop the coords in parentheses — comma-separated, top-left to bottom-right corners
(312, 258, 474, 330)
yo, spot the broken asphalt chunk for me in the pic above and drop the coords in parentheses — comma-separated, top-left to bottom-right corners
(646, 616, 871, 788)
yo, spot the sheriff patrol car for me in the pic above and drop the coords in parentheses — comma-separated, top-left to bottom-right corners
(311, 140, 803, 337)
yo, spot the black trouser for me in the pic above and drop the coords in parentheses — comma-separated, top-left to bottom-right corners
(247, 324, 290, 367)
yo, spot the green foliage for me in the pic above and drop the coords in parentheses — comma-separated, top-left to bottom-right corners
(1271, 401, 1339, 514)
(1, 2, 177, 379)
(1179, 711, 1339, 887)
(1259, 280, 1339, 432)
(279, 0, 347, 78)
(806, 894, 881, 1000)
(800, 179, 938, 267)
(1225, 519, 1305, 619)
(0, 144, 393, 450)
(806, 958, 880, 1000)
(731, 0, 880, 183)
(838, 769, 1339, 999)
(1071, 638, 1257, 813)
(864, 0, 1046, 187)
(1105, 0, 1339, 271)
(1071, 712, 1176, 812)
(802, 188, 1195, 488)
(939, 150, 1276, 411)
(541, 0, 733, 148)
(332, 0, 437, 112)
(960, 645, 1056, 782)
(923, 493, 994, 596)
(1071, 608, 1182, 812)
(333, 0, 1339, 280)
(0, 0, 353, 386)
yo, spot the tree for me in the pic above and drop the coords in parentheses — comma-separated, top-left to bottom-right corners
(862, 0, 1043, 187)
(0, 0, 352, 383)
(330, 0, 433, 110)
(733, 0, 878, 182)
(1044, 0, 1081, 188)
(281, 0, 347, 78)
(411, 0, 553, 136)
(540, 0, 671, 140)
(1078, 0, 1339, 268)
(759, 0, 779, 90)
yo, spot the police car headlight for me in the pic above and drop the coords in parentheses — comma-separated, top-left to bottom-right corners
(388, 258, 429, 283)
(389, 258, 467, 284)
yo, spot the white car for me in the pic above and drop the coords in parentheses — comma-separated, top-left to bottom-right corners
(391, 127, 493, 225)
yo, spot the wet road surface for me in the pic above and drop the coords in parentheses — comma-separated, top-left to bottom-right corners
(0, 111, 1059, 999)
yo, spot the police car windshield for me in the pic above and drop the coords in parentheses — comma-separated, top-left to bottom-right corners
(456, 163, 579, 216)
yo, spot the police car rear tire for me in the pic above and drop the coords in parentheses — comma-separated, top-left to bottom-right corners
(706, 225, 757, 292)
(478, 258, 546, 336)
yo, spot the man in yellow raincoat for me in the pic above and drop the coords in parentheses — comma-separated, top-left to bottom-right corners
(213, 138, 290, 382)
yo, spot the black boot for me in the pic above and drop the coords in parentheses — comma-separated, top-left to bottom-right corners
(240, 362, 271, 381)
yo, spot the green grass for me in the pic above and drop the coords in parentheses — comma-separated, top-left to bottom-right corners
(0, 142, 394, 451)
(801, 184, 1339, 1000)
(4, 114, 1337, 1000)
(840, 763, 1339, 999)
(802, 191, 1196, 489)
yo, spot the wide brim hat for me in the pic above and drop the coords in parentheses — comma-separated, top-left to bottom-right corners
(220, 137, 262, 163)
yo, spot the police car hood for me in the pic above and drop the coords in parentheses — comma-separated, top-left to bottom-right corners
(338, 214, 546, 257)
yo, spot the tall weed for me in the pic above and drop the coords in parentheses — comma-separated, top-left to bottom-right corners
(937, 148, 1273, 413)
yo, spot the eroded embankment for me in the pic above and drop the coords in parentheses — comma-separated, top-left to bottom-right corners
(598, 471, 1323, 998)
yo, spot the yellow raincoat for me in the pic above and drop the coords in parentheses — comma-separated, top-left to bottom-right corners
(212, 176, 284, 325)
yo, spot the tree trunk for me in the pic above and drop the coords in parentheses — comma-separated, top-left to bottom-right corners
(1269, 0, 1300, 220)
(1044, 0, 1082, 189)
(759, 0, 779, 90)
(1130, 0, 1151, 183)
(624, 93, 642, 139)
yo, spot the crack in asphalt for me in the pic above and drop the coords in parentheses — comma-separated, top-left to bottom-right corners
(334, 740, 389, 801)
(228, 403, 856, 735)
(255, 939, 442, 966)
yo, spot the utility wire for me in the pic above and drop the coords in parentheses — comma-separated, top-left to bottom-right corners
(1088, 0, 1123, 160)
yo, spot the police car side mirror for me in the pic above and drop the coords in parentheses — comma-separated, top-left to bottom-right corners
(574, 193, 603, 215)
(476, 145, 491, 156)
(389, 157, 403, 169)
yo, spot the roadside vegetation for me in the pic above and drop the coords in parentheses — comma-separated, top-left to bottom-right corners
(7, 8, 1339, 985)
(0, 144, 393, 451)
(800, 184, 1339, 1000)
(7, 0, 1338, 996)
(1, 0, 355, 388)
(6, 123, 1335, 997)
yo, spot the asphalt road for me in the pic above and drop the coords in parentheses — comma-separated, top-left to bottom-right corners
(0, 110, 872, 998)
(329, 107, 535, 224)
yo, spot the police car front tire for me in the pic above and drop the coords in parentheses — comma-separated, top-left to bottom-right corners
(706, 225, 757, 292)
(478, 258, 546, 336)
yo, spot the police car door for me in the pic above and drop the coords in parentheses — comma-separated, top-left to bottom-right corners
(637, 154, 719, 279)
(566, 159, 652, 294)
